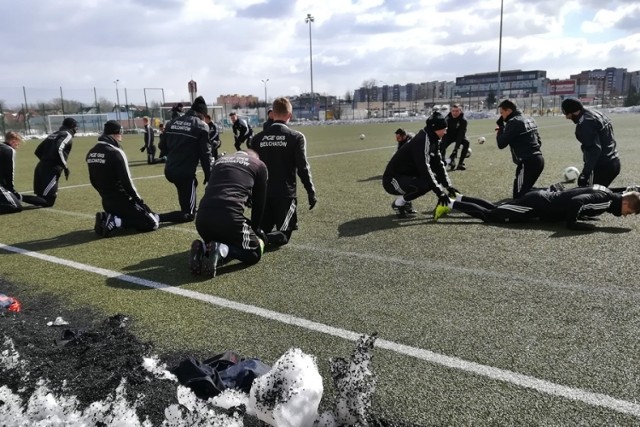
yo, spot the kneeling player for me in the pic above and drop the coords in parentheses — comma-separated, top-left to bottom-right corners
(87, 120, 171, 237)
(191, 150, 268, 277)
(1, 132, 49, 214)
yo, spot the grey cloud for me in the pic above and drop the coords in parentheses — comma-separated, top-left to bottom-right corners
(242, 0, 296, 19)
(615, 8, 640, 31)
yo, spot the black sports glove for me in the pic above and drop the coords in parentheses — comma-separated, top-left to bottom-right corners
(63, 168, 70, 180)
(577, 173, 589, 187)
(308, 193, 317, 210)
(567, 221, 596, 231)
(254, 227, 268, 244)
(140, 146, 146, 152)
(447, 186, 460, 198)
(496, 117, 504, 127)
(437, 193, 450, 207)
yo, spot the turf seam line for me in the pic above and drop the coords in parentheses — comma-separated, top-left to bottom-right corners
(1, 242, 639, 418)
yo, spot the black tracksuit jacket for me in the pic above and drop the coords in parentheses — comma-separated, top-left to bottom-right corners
(496, 111, 542, 164)
(0, 142, 17, 194)
(198, 152, 268, 226)
(86, 135, 142, 201)
(160, 110, 212, 183)
(384, 127, 451, 196)
(573, 108, 618, 177)
(34, 127, 74, 172)
(251, 121, 316, 199)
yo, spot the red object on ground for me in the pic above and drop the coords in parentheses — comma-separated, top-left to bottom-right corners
(0, 293, 21, 312)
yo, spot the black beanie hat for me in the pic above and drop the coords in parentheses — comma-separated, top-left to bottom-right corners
(190, 96, 208, 115)
(561, 98, 583, 114)
(426, 112, 447, 131)
(498, 99, 518, 111)
(103, 120, 122, 135)
(62, 117, 78, 129)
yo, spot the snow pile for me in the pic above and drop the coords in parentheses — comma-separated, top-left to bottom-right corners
(248, 348, 324, 426)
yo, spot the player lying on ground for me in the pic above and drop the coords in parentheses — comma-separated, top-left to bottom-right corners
(434, 185, 640, 230)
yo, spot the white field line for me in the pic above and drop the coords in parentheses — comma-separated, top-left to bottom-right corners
(29, 207, 640, 300)
(0, 241, 639, 418)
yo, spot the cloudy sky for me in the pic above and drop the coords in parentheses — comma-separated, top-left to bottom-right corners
(1, 0, 639, 106)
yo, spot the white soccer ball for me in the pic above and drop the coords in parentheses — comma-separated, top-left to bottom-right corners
(563, 166, 580, 182)
(359, 134, 366, 140)
(477, 136, 486, 144)
(465, 148, 472, 158)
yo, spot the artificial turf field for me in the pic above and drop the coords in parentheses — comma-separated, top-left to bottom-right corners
(1, 114, 640, 425)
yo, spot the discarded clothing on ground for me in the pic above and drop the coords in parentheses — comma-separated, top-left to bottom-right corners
(171, 350, 271, 399)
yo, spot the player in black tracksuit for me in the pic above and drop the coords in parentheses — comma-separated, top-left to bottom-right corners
(159, 96, 212, 222)
(191, 150, 268, 277)
(448, 185, 640, 230)
(251, 97, 317, 246)
(170, 103, 183, 120)
(561, 98, 620, 187)
(496, 99, 544, 198)
(139, 117, 157, 164)
(383, 112, 459, 217)
(439, 105, 470, 170)
(87, 120, 165, 237)
(0, 132, 48, 214)
(230, 112, 254, 151)
(262, 109, 274, 131)
(394, 128, 413, 150)
(32, 117, 78, 207)
(205, 114, 222, 161)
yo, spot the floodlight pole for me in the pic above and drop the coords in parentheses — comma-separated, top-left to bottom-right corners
(305, 13, 315, 119)
(379, 80, 388, 118)
(496, 0, 504, 104)
(261, 78, 269, 120)
(114, 80, 121, 121)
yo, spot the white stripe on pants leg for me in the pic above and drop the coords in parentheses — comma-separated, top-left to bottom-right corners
(280, 200, 296, 232)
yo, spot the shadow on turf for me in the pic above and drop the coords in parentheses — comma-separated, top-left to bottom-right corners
(10, 229, 97, 251)
(357, 174, 383, 182)
(106, 250, 253, 290)
(436, 216, 632, 237)
(338, 214, 425, 237)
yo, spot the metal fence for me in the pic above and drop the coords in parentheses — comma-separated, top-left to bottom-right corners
(0, 86, 171, 136)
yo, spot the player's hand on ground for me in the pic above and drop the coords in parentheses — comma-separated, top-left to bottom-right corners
(253, 227, 268, 244)
(437, 193, 450, 207)
(577, 174, 589, 187)
(308, 193, 317, 210)
(447, 186, 460, 198)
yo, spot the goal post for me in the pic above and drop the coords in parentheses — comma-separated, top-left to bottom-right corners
(47, 113, 109, 135)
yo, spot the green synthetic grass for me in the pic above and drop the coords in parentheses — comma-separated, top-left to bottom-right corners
(2, 115, 640, 425)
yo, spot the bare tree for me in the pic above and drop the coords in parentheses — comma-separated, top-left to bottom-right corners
(96, 97, 113, 115)
(344, 90, 353, 104)
(362, 79, 376, 118)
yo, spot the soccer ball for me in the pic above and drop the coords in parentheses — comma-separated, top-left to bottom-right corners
(477, 136, 486, 144)
(563, 166, 580, 182)
(359, 134, 366, 140)
(465, 148, 472, 158)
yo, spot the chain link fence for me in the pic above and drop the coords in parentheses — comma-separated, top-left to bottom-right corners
(0, 86, 171, 137)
